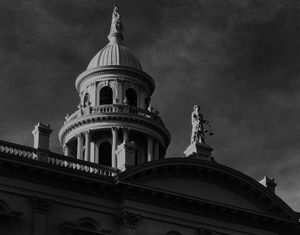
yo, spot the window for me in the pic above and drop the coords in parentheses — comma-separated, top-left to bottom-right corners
(100, 86, 113, 105)
(98, 142, 112, 166)
(126, 88, 137, 107)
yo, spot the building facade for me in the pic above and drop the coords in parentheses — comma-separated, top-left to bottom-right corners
(0, 6, 299, 235)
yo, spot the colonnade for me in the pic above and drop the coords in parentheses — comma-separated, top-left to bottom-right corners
(63, 128, 161, 168)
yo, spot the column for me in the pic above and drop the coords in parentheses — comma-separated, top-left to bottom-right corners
(77, 134, 83, 160)
(63, 144, 69, 157)
(90, 141, 95, 163)
(84, 131, 91, 162)
(154, 140, 159, 160)
(112, 127, 118, 168)
(147, 136, 153, 162)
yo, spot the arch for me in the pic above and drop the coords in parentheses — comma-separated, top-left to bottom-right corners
(126, 88, 137, 107)
(77, 217, 101, 232)
(83, 93, 90, 107)
(100, 86, 113, 105)
(98, 141, 112, 166)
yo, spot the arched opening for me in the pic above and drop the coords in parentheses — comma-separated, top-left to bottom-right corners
(98, 142, 112, 166)
(77, 217, 100, 232)
(78, 221, 97, 231)
(126, 88, 137, 107)
(100, 86, 113, 105)
(83, 93, 90, 107)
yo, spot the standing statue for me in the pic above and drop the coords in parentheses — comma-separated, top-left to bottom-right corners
(190, 105, 206, 144)
(108, 4, 123, 42)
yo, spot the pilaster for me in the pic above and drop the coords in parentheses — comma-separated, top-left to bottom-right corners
(32, 196, 51, 235)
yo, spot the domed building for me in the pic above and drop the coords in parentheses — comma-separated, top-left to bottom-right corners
(0, 5, 299, 235)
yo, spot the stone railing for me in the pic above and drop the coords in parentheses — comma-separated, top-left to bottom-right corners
(64, 104, 164, 126)
(0, 140, 118, 177)
(0, 140, 37, 160)
(47, 153, 119, 177)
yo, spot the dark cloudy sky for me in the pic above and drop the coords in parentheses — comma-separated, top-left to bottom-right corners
(0, 0, 299, 210)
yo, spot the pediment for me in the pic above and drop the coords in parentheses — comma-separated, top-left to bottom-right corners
(137, 177, 262, 212)
(119, 158, 299, 221)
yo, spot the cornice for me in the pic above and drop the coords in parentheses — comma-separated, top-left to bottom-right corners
(75, 66, 155, 95)
(59, 112, 171, 147)
(117, 180, 300, 233)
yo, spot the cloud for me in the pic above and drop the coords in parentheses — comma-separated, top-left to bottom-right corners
(0, 0, 299, 210)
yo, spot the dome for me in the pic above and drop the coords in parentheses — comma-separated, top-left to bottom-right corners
(87, 5, 142, 71)
(87, 43, 142, 70)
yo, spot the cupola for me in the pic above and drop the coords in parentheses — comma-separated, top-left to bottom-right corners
(59, 5, 170, 171)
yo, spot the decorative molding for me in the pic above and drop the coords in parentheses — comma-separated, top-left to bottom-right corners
(117, 211, 140, 230)
(60, 221, 111, 235)
(32, 196, 50, 214)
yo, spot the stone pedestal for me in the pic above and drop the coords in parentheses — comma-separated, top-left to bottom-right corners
(32, 123, 52, 150)
(116, 141, 136, 171)
(184, 142, 214, 160)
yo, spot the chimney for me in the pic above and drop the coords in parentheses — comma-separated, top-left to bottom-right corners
(32, 123, 52, 150)
(259, 176, 277, 193)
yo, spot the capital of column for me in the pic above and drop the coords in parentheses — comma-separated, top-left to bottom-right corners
(112, 126, 120, 132)
(117, 211, 140, 231)
(32, 196, 51, 215)
(76, 133, 83, 138)
(82, 130, 91, 136)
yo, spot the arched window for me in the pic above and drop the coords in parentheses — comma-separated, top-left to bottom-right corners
(83, 93, 90, 107)
(78, 221, 97, 231)
(98, 142, 112, 166)
(126, 88, 137, 107)
(100, 86, 113, 105)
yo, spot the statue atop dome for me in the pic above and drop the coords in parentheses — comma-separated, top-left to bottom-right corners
(108, 4, 123, 43)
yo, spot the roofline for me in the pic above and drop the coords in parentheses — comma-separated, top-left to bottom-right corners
(116, 157, 299, 221)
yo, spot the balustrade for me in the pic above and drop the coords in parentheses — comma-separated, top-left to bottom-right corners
(64, 104, 164, 126)
(0, 140, 118, 177)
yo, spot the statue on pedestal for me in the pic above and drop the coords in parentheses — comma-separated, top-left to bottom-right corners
(191, 105, 206, 144)
(184, 105, 214, 160)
